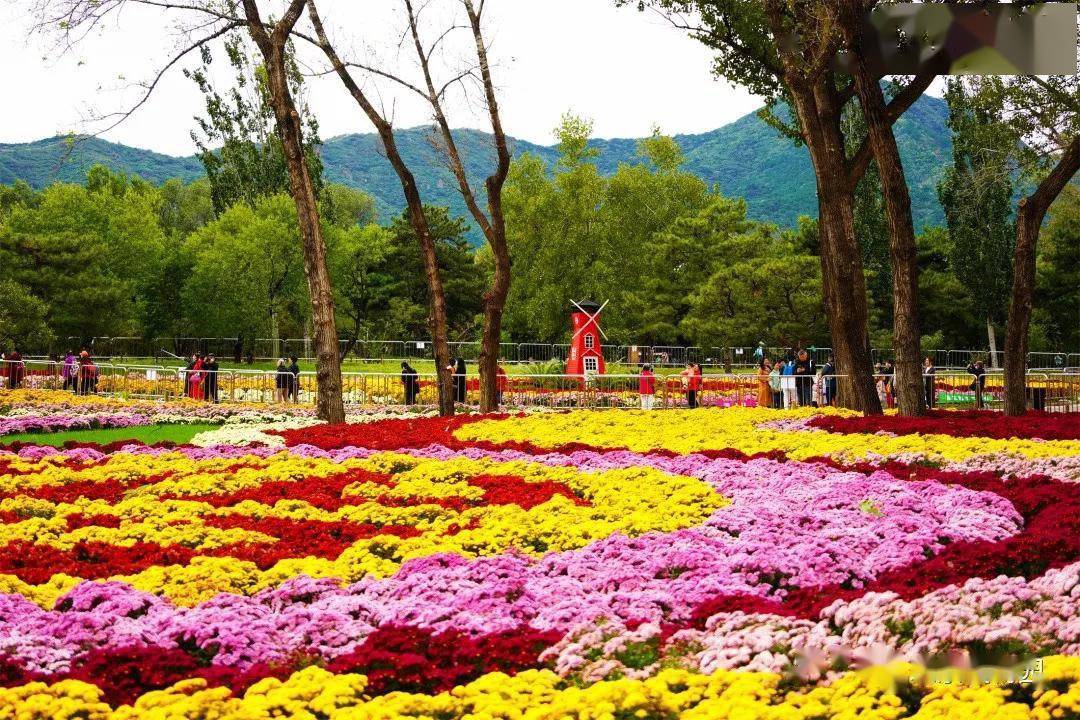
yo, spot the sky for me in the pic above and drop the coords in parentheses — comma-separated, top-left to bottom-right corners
(0, 0, 770, 157)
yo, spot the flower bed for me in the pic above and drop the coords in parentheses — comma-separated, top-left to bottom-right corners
(0, 398, 1078, 717)
(807, 409, 1080, 441)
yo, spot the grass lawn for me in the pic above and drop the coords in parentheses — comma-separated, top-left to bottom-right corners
(0, 423, 221, 447)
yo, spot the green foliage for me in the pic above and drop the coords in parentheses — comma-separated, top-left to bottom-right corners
(624, 196, 751, 343)
(0, 97, 955, 238)
(502, 123, 713, 344)
(842, 104, 892, 325)
(0, 165, 165, 340)
(554, 113, 600, 169)
(682, 223, 827, 349)
(0, 423, 220, 446)
(388, 204, 486, 336)
(0, 280, 52, 351)
(185, 38, 324, 215)
(322, 184, 378, 228)
(181, 194, 308, 342)
(1033, 185, 1080, 352)
(937, 79, 1016, 326)
(915, 227, 981, 349)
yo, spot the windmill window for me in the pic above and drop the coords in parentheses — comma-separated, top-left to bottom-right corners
(584, 334, 595, 349)
(584, 356, 598, 373)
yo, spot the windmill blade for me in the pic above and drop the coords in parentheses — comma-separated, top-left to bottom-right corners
(571, 299, 610, 341)
(593, 300, 610, 340)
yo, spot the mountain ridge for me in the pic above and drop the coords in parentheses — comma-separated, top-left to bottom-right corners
(0, 94, 951, 230)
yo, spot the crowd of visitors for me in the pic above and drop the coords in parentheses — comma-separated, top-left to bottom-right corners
(273, 357, 302, 403)
(0, 344, 1023, 412)
(182, 353, 222, 402)
(1, 349, 99, 394)
(400, 358, 511, 407)
(637, 349, 954, 411)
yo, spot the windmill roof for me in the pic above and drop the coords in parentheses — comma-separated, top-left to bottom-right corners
(571, 300, 602, 314)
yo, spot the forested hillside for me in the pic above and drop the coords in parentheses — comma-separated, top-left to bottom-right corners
(0, 95, 951, 231)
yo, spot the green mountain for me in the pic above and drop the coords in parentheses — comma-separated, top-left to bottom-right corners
(0, 95, 951, 230)
(0, 137, 204, 187)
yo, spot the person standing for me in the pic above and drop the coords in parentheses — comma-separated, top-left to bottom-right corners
(288, 357, 301, 402)
(753, 341, 765, 365)
(204, 354, 220, 403)
(639, 364, 656, 410)
(680, 362, 700, 409)
(6, 349, 24, 390)
(78, 353, 98, 395)
(922, 357, 936, 410)
(62, 351, 76, 392)
(781, 357, 798, 409)
(756, 360, 772, 409)
(401, 361, 419, 405)
(448, 358, 467, 404)
(274, 358, 290, 403)
(794, 350, 814, 407)
(883, 360, 896, 409)
(874, 363, 889, 407)
(820, 355, 837, 406)
(967, 360, 986, 409)
(183, 355, 197, 398)
(769, 360, 783, 409)
(187, 355, 204, 400)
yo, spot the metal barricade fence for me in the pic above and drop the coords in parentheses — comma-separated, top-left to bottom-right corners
(517, 343, 554, 363)
(1028, 352, 1072, 371)
(38, 337, 1080, 368)
(3, 357, 1076, 413)
(448, 341, 482, 361)
(1044, 372, 1080, 412)
(926, 371, 1004, 409)
(651, 346, 687, 366)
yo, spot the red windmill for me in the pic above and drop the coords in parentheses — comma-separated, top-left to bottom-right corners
(566, 299, 607, 376)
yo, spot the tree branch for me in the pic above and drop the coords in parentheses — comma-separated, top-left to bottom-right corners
(845, 68, 937, 187)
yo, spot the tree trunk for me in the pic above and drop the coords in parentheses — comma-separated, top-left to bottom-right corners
(816, 184, 882, 413)
(1004, 137, 1080, 416)
(842, 14, 925, 417)
(248, 19, 344, 423)
(986, 317, 998, 369)
(270, 310, 280, 360)
(789, 83, 882, 415)
(307, 2, 454, 416)
(477, 242, 510, 412)
(404, 198, 456, 416)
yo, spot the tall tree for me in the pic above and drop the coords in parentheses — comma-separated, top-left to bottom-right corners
(305, 2, 455, 415)
(836, 0, 929, 415)
(31, 0, 346, 423)
(952, 72, 1079, 414)
(182, 194, 307, 345)
(0, 167, 164, 341)
(630, 0, 938, 414)
(186, 36, 325, 216)
(0, 280, 53, 352)
(501, 117, 713, 344)
(1033, 185, 1080, 353)
(937, 79, 1015, 368)
(239, 0, 343, 423)
(306, 0, 513, 413)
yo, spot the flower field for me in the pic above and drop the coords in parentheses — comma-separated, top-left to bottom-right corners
(1, 391, 1079, 718)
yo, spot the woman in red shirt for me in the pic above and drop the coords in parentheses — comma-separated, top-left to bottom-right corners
(639, 364, 656, 410)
